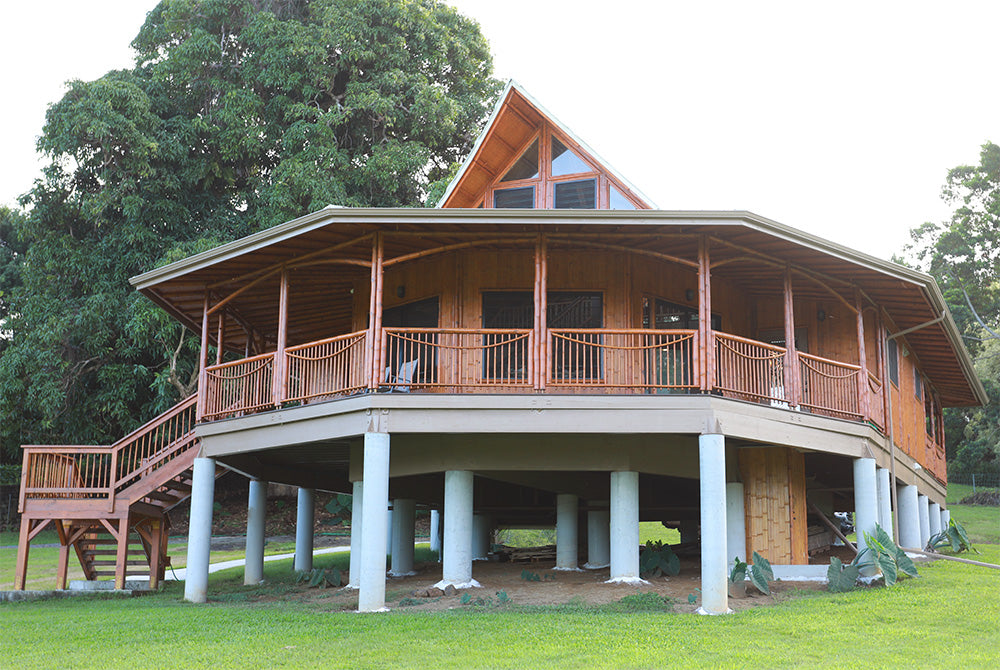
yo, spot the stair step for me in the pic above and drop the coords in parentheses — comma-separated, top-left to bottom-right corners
(89, 560, 150, 567)
(146, 490, 181, 502)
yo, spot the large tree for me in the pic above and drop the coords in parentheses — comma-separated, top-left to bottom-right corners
(906, 142, 999, 479)
(0, 0, 500, 460)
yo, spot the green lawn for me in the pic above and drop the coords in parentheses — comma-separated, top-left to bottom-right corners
(2, 545, 998, 669)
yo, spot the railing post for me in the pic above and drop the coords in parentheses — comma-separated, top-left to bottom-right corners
(854, 289, 870, 421)
(783, 266, 800, 408)
(196, 291, 210, 421)
(273, 267, 290, 407)
(108, 448, 119, 512)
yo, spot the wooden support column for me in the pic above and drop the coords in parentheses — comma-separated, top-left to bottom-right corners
(876, 309, 890, 432)
(534, 233, 548, 390)
(55, 520, 70, 590)
(196, 292, 210, 421)
(697, 236, 713, 391)
(369, 232, 385, 389)
(148, 519, 163, 590)
(215, 312, 225, 365)
(14, 517, 32, 590)
(783, 267, 800, 407)
(854, 289, 870, 421)
(114, 517, 129, 590)
(273, 268, 290, 406)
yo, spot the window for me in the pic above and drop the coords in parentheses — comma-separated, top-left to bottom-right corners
(914, 371, 923, 400)
(551, 137, 591, 176)
(758, 326, 808, 353)
(494, 186, 535, 208)
(500, 139, 539, 182)
(886, 336, 899, 386)
(646, 298, 722, 332)
(481, 292, 532, 382)
(383, 297, 439, 384)
(554, 179, 596, 209)
(609, 185, 636, 210)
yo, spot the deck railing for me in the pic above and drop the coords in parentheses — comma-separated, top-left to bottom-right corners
(383, 327, 534, 391)
(203, 352, 276, 420)
(285, 330, 368, 403)
(798, 352, 861, 421)
(112, 394, 198, 494)
(547, 329, 698, 391)
(714, 333, 788, 405)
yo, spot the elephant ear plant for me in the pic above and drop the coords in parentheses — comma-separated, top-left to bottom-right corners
(928, 519, 977, 554)
(828, 523, 920, 592)
(729, 552, 775, 596)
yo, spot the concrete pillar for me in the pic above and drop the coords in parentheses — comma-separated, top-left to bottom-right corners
(584, 509, 610, 569)
(244, 478, 267, 585)
(358, 432, 390, 612)
(698, 434, 729, 614)
(876, 467, 893, 537)
(853, 459, 878, 558)
(183, 457, 216, 603)
(472, 514, 491, 560)
(918, 494, 931, 548)
(897, 484, 921, 549)
(941, 508, 950, 531)
(726, 482, 746, 564)
(386, 509, 393, 556)
(437, 470, 479, 588)
(430, 509, 441, 555)
(347, 480, 363, 588)
(929, 502, 942, 538)
(608, 470, 642, 583)
(389, 498, 416, 576)
(294, 487, 314, 573)
(679, 521, 699, 545)
(555, 494, 579, 570)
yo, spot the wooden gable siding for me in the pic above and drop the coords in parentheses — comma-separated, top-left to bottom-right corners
(739, 447, 808, 565)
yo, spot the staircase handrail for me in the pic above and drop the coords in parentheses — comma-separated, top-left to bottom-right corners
(108, 394, 199, 495)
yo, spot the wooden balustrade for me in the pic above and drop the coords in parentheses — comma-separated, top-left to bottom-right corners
(285, 330, 368, 403)
(111, 394, 198, 493)
(203, 352, 276, 420)
(714, 333, 788, 405)
(382, 328, 534, 391)
(798, 352, 862, 420)
(20, 446, 113, 507)
(547, 329, 698, 390)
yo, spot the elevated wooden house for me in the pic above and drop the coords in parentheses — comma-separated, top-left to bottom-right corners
(16, 82, 985, 612)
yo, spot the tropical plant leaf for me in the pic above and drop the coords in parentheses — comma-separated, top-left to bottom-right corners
(751, 551, 774, 582)
(951, 520, 975, 552)
(748, 566, 771, 595)
(893, 547, 919, 578)
(827, 557, 860, 593)
(876, 551, 898, 586)
(730, 557, 747, 584)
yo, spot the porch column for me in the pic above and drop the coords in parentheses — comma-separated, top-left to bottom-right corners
(430, 509, 441, 556)
(272, 268, 289, 405)
(196, 293, 210, 420)
(608, 471, 642, 584)
(929, 502, 942, 538)
(389, 498, 416, 577)
(534, 233, 548, 391)
(437, 470, 479, 589)
(386, 509, 394, 557)
(897, 484, 921, 549)
(918, 494, 931, 548)
(855, 289, 870, 420)
(726, 482, 746, 564)
(347, 480, 363, 588)
(472, 514, 491, 560)
(244, 478, 267, 585)
(853, 459, 878, 576)
(555, 494, 579, 570)
(941, 508, 950, 531)
(184, 457, 216, 603)
(368, 232, 385, 389)
(358, 432, 390, 612)
(697, 236, 714, 391)
(699, 434, 729, 614)
(584, 509, 610, 569)
(679, 521, 699, 545)
(294, 487, 314, 573)
(876, 467, 893, 537)
(783, 267, 800, 407)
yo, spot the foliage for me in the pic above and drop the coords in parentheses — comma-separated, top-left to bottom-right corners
(862, 524, 919, 586)
(459, 591, 511, 608)
(904, 142, 999, 476)
(730, 551, 773, 595)
(0, 464, 20, 486)
(929, 518, 978, 554)
(610, 592, 673, 612)
(729, 556, 747, 584)
(0, 0, 501, 460)
(519, 569, 555, 583)
(826, 556, 862, 593)
(639, 540, 680, 578)
(323, 493, 353, 526)
(294, 566, 342, 588)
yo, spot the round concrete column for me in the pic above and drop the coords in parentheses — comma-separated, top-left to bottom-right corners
(897, 484, 921, 549)
(358, 432, 390, 612)
(183, 457, 216, 603)
(584, 509, 610, 569)
(941, 508, 950, 531)
(698, 434, 729, 614)
(390, 498, 416, 577)
(555, 494, 579, 570)
(928, 502, 942, 538)
(876, 467, 893, 537)
(608, 471, 642, 584)
(386, 510, 393, 556)
(726, 482, 746, 564)
(347, 480, 363, 588)
(294, 487, 315, 573)
(430, 510, 441, 555)
(853, 458, 878, 552)
(244, 478, 268, 585)
(437, 470, 479, 588)
(918, 494, 931, 548)
(472, 514, 491, 560)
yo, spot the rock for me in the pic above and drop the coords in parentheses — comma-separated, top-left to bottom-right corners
(443, 584, 457, 596)
(411, 589, 429, 597)
(426, 587, 444, 597)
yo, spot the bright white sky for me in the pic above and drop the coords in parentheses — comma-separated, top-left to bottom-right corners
(2, 1, 997, 261)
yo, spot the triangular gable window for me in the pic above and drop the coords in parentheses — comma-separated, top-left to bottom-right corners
(551, 136, 591, 176)
(500, 139, 539, 182)
(609, 185, 636, 210)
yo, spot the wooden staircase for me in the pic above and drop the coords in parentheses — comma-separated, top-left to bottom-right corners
(15, 394, 201, 590)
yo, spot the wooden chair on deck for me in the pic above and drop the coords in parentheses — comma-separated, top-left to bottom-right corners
(384, 358, 420, 392)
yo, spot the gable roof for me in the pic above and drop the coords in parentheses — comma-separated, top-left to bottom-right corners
(437, 80, 657, 209)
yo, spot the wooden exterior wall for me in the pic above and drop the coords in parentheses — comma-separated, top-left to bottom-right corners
(739, 447, 809, 565)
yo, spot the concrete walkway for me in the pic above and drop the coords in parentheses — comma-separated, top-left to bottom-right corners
(163, 545, 352, 581)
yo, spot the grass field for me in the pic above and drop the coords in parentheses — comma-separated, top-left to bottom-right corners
(3, 542, 998, 669)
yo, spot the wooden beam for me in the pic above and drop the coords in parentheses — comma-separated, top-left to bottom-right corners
(273, 268, 290, 406)
(371, 233, 386, 389)
(809, 503, 858, 554)
(855, 288, 870, 421)
(549, 239, 698, 269)
(383, 238, 534, 267)
(698, 236, 713, 391)
(206, 267, 281, 317)
(197, 292, 210, 421)
(783, 267, 801, 407)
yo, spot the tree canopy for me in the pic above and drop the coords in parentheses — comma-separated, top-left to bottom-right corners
(905, 141, 999, 479)
(0, 0, 500, 460)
